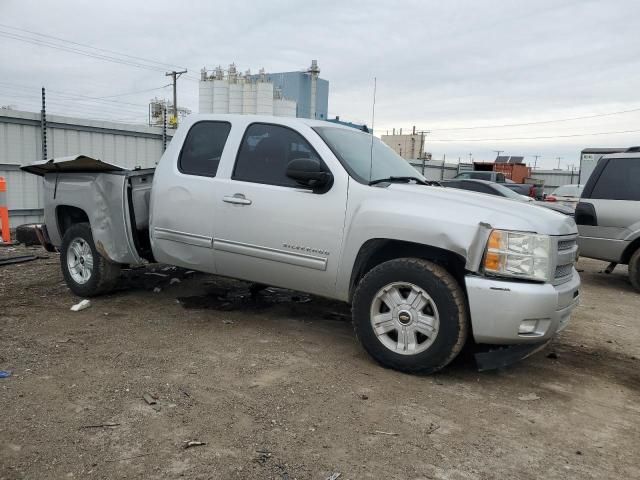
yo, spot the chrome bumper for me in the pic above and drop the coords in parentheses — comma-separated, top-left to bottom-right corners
(465, 270, 581, 344)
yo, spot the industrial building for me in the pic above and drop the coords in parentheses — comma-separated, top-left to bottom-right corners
(198, 61, 328, 119)
(381, 127, 430, 160)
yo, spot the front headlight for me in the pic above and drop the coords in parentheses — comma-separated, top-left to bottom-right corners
(483, 229, 552, 282)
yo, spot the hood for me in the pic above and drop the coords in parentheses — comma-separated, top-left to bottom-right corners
(386, 183, 577, 236)
(21, 155, 125, 176)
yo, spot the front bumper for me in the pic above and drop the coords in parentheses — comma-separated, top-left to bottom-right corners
(465, 270, 580, 344)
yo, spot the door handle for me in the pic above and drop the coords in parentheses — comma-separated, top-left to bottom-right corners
(223, 193, 252, 205)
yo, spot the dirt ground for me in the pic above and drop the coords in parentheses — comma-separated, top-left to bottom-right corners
(1, 245, 639, 480)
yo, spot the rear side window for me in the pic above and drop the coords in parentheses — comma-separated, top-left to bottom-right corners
(233, 123, 322, 187)
(179, 121, 231, 177)
(590, 158, 640, 200)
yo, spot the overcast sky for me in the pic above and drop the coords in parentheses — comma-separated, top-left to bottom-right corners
(1, 0, 639, 169)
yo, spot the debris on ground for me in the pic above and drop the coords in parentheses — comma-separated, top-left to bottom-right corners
(326, 473, 341, 480)
(183, 440, 206, 449)
(144, 272, 168, 278)
(359, 394, 369, 400)
(0, 370, 12, 379)
(254, 449, 272, 464)
(153, 287, 162, 293)
(426, 423, 440, 434)
(169, 278, 181, 285)
(70, 299, 91, 312)
(80, 422, 120, 429)
(518, 393, 541, 401)
(546, 352, 559, 359)
(222, 319, 234, 324)
(143, 393, 157, 405)
(372, 430, 399, 436)
(0, 255, 38, 266)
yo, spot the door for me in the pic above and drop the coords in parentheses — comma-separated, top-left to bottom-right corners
(577, 156, 640, 261)
(212, 122, 348, 297)
(150, 120, 232, 272)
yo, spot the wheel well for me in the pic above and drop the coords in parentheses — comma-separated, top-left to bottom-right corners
(56, 205, 89, 238)
(349, 239, 467, 301)
(621, 236, 640, 264)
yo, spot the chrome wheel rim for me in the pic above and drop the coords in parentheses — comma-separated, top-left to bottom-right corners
(370, 282, 440, 355)
(67, 237, 93, 285)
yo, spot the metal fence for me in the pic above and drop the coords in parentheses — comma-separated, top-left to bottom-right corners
(0, 109, 171, 226)
(409, 159, 581, 194)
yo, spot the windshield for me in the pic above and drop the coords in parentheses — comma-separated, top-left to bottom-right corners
(491, 183, 529, 200)
(313, 126, 424, 184)
(552, 185, 583, 197)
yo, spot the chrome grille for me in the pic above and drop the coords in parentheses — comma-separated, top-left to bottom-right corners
(558, 239, 577, 251)
(555, 263, 574, 279)
(552, 234, 578, 285)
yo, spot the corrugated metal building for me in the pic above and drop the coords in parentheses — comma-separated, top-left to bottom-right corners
(0, 109, 170, 225)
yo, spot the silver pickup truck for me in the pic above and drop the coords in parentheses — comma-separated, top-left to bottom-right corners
(23, 114, 581, 373)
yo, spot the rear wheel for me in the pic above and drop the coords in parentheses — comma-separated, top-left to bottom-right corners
(352, 258, 468, 374)
(60, 223, 120, 297)
(629, 248, 640, 292)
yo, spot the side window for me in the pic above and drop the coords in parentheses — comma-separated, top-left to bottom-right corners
(179, 121, 231, 177)
(457, 172, 471, 179)
(591, 158, 640, 200)
(233, 123, 322, 187)
(496, 173, 506, 182)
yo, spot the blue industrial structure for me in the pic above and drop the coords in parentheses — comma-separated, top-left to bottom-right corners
(260, 71, 329, 120)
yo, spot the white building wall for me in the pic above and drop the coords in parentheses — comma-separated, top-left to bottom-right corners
(228, 83, 243, 114)
(256, 82, 274, 115)
(211, 80, 229, 114)
(242, 83, 257, 114)
(273, 98, 297, 117)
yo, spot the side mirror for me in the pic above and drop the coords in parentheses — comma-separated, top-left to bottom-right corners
(286, 158, 333, 192)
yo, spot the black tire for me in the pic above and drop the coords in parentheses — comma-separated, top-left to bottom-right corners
(60, 222, 121, 297)
(629, 248, 640, 292)
(352, 258, 468, 374)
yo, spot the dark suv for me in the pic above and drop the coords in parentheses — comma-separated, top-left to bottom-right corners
(576, 149, 640, 291)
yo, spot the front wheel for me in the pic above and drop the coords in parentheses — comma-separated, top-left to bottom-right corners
(352, 258, 468, 374)
(60, 222, 121, 297)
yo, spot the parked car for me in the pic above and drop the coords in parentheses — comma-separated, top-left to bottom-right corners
(23, 115, 580, 374)
(442, 179, 574, 216)
(545, 184, 584, 209)
(454, 171, 507, 182)
(454, 171, 540, 198)
(575, 151, 640, 291)
(502, 182, 541, 200)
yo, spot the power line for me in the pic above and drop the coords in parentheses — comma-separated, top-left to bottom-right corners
(427, 129, 640, 142)
(382, 106, 640, 135)
(0, 23, 187, 71)
(0, 30, 171, 74)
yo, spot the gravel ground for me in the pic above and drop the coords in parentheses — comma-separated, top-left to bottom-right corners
(1, 245, 639, 480)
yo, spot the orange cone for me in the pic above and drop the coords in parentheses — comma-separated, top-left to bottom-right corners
(0, 177, 9, 243)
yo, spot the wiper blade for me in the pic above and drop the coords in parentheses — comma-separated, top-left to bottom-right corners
(369, 176, 429, 186)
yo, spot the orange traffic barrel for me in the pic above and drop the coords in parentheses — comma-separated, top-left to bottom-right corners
(0, 177, 9, 243)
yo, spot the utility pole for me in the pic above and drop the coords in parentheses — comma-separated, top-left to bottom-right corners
(165, 69, 188, 126)
(532, 155, 541, 170)
(493, 150, 504, 160)
(40, 87, 47, 160)
(556, 156, 563, 169)
(468, 153, 473, 162)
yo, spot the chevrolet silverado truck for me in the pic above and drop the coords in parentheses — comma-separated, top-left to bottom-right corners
(22, 115, 581, 373)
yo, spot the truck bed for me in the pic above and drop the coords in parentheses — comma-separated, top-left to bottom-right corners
(21, 155, 154, 265)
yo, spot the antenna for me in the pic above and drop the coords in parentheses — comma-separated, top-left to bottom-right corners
(369, 77, 377, 183)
